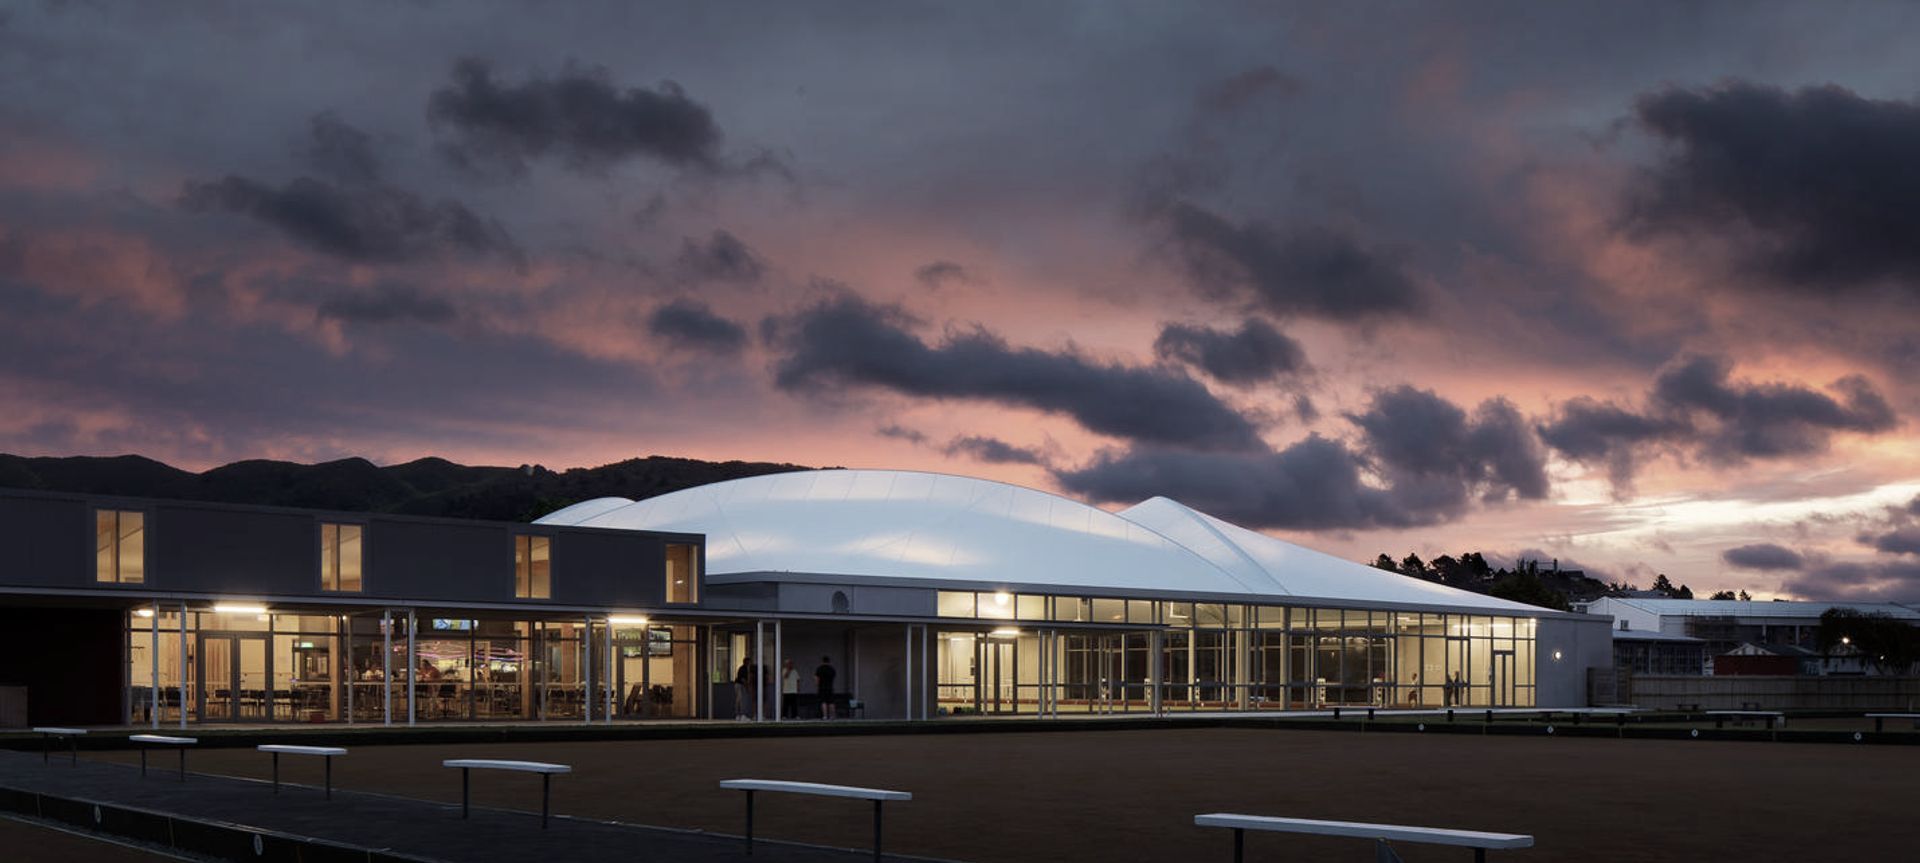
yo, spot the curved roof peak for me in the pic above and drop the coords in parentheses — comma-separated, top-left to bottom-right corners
(540, 469, 1551, 614)
(1116, 496, 1543, 613)
(542, 469, 1261, 595)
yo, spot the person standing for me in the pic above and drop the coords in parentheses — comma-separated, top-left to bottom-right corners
(815, 655, 839, 720)
(734, 656, 755, 720)
(781, 659, 800, 719)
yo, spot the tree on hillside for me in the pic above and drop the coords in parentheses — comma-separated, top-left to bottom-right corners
(1489, 569, 1571, 611)
(1400, 553, 1429, 580)
(1372, 554, 1399, 573)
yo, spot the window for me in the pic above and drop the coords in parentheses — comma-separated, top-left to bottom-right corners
(320, 523, 363, 592)
(515, 535, 551, 599)
(95, 509, 144, 583)
(665, 543, 698, 603)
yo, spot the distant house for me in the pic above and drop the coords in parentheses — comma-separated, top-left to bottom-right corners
(1575, 597, 1920, 669)
(1715, 642, 1874, 676)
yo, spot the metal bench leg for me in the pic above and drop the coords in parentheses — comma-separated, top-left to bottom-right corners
(70, 737, 78, 766)
(1232, 827, 1244, 863)
(542, 773, 551, 829)
(178, 748, 187, 782)
(325, 756, 333, 799)
(873, 799, 883, 863)
(1475, 848, 1486, 863)
(272, 752, 280, 794)
(461, 767, 470, 819)
(1875, 717, 1884, 733)
(744, 790, 755, 855)
(139, 747, 147, 778)
(41, 734, 49, 765)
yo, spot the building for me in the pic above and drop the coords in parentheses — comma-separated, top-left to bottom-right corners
(1, 470, 1613, 727)
(538, 470, 1612, 716)
(1608, 625, 1708, 676)
(1577, 597, 1920, 674)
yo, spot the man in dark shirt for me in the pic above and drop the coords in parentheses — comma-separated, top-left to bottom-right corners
(815, 655, 838, 720)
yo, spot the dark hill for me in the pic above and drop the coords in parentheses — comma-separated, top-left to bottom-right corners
(0, 453, 820, 522)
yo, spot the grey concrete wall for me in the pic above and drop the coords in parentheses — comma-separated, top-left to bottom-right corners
(1626, 674, 1920, 711)
(775, 583, 936, 617)
(1536, 616, 1614, 707)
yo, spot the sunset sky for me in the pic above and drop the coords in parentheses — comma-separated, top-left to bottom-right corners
(3, 2, 1918, 600)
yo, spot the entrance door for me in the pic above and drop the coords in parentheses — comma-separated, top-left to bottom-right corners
(977, 636, 1017, 714)
(1492, 650, 1515, 707)
(198, 634, 269, 721)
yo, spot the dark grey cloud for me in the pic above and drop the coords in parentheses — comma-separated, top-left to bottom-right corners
(1536, 397, 1690, 488)
(915, 260, 975, 289)
(1781, 559, 1920, 602)
(646, 299, 746, 354)
(301, 111, 381, 184)
(1722, 543, 1805, 571)
(944, 434, 1046, 466)
(674, 229, 764, 284)
(1156, 200, 1423, 321)
(875, 424, 927, 445)
(1056, 387, 1548, 531)
(427, 57, 722, 176)
(316, 284, 455, 325)
(767, 293, 1265, 450)
(1349, 386, 1551, 507)
(1055, 436, 1414, 530)
(179, 175, 520, 265)
(1540, 354, 1899, 485)
(1654, 354, 1896, 463)
(1910, 494, 1920, 517)
(1626, 81, 1920, 293)
(1866, 526, 1920, 556)
(1153, 318, 1308, 386)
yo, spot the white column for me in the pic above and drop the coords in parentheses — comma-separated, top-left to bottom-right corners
(177, 602, 188, 729)
(606, 621, 616, 723)
(382, 609, 392, 726)
(773, 619, 784, 723)
(753, 620, 765, 722)
(902, 624, 913, 720)
(1150, 629, 1163, 717)
(148, 602, 160, 729)
(583, 617, 594, 723)
(406, 610, 417, 725)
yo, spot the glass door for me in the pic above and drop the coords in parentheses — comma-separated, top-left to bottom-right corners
(197, 634, 269, 722)
(1493, 650, 1514, 707)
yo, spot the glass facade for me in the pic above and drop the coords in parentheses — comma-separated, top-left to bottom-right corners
(124, 609, 704, 724)
(319, 523, 362, 592)
(514, 535, 551, 599)
(934, 591, 1537, 714)
(665, 543, 699, 603)
(95, 510, 144, 584)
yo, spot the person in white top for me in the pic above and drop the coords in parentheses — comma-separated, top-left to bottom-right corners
(780, 659, 800, 719)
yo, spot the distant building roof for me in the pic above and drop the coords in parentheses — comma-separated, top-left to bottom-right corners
(1598, 598, 1920, 621)
(1610, 627, 1703, 643)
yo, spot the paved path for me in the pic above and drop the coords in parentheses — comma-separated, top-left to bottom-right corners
(0, 750, 942, 863)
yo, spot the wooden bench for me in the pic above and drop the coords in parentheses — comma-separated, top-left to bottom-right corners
(1705, 710, 1785, 729)
(1195, 813, 1532, 862)
(32, 727, 86, 766)
(442, 759, 570, 829)
(719, 779, 911, 862)
(1865, 712, 1920, 732)
(258, 745, 347, 798)
(129, 734, 197, 781)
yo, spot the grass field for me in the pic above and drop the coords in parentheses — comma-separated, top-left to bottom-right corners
(90, 726, 1917, 862)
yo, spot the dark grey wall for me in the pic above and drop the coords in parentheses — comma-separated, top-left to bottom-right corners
(0, 495, 90, 587)
(0, 490, 703, 609)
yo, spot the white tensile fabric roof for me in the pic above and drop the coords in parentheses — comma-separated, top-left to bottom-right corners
(536, 469, 1540, 613)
